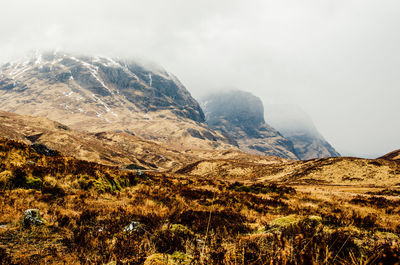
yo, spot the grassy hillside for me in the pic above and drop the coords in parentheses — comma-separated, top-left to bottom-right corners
(176, 156, 400, 187)
(381, 149, 400, 163)
(0, 137, 400, 264)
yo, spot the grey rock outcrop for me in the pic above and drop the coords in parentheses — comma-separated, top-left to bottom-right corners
(30, 143, 60, 157)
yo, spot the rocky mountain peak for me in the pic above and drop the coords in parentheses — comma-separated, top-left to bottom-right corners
(201, 90, 341, 160)
(201, 90, 298, 159)
(202, 90, 265, 132)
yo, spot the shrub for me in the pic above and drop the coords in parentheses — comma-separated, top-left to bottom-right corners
(228, 182, 296, 195)
(42, 175, 66, 197)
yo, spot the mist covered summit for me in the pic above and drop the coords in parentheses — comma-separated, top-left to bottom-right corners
(264, 104, 340, 159)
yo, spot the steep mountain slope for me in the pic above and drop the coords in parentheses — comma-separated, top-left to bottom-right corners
(0, 110, 279, 171)
(201, 90, 298, 159)
(264, 104, 340, 159)
(0, 51, 231, 151)
(0, 110, 190, 169)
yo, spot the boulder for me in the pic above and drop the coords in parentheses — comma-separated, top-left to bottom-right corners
(21, 209, 45, 228)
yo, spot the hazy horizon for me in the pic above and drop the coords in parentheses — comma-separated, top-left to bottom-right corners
(1, 0, 399, 157)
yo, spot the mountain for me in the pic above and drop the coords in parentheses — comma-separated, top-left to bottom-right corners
(264, 104, 340, 159)
(200, 90, 298, 159)
(0, 52, 340, 161)
(0, 51, 232, 151)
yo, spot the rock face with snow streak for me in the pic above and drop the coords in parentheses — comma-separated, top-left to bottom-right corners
(0, 51, 229, 150)
(201, 90, 299, 159)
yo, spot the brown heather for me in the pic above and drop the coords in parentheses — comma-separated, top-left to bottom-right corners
(0, 137, 400, 264)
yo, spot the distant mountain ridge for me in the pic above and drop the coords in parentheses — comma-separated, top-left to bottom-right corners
(264, 104, 340, 159)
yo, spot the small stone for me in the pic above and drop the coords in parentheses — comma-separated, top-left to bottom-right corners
(123, 221, 145, 233)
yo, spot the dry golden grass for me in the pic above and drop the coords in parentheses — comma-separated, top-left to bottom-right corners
(0, 137, 400, 264)
(380, 149, 400, 162)
(176, 156, 400, 188)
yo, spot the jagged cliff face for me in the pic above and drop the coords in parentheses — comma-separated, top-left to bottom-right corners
(201, 90, 298, 159)
(264, 104, 340, 159)
(0, 51, 231, 150)
(204, 90, 265, 131)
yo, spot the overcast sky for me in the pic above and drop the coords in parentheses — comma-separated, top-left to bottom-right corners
(1, 0, 399, 157)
